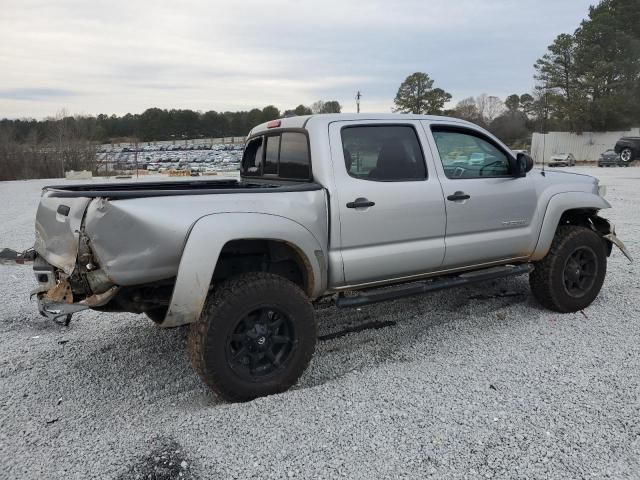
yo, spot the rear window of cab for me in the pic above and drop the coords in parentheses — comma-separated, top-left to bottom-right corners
(241, 131, 311, 181)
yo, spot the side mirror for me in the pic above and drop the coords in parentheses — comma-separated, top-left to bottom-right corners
(513, 153, 534, 177)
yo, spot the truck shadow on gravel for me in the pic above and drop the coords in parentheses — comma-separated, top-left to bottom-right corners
(296, 276, 532, 390)
(66, 277, 533, 406)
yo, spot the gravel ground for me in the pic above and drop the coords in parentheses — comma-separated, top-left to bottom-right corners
(1, 167, 639, 479)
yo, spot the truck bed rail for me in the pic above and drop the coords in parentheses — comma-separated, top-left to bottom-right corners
(43, 179, 323, 199)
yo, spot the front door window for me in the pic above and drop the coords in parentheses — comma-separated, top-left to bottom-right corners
(432, 130, 511, 178)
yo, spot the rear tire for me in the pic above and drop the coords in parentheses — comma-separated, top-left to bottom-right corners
(530, 226, 607, 313)
(187, 272, 316, 402)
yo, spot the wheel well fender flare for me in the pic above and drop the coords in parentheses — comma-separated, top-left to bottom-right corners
(162, 213, 325, 328)
(530, 192, 611, 261)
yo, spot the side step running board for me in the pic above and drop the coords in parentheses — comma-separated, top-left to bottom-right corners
(336, 264, 533, 308)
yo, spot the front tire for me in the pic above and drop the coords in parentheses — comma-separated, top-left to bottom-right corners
(530, 226, 607, 313)
(187, 272, 316, 402)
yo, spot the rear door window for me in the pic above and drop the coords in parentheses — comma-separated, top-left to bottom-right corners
(341, 125, 426, 181)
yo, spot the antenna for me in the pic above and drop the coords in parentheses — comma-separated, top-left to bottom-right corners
(541, 89, 546, 175)
(356, 91, 362, 114)
(542, 130, 546, 176)
(540, 85, 548, 176)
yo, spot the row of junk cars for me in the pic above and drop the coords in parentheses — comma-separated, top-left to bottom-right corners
(546, 136, 640, 168)
(96, 135, 640, 174)
(95, 143, 244, 175)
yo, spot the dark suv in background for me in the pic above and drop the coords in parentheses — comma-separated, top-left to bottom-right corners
(614, 137, 640, 163)
(598, 149, 626, 167)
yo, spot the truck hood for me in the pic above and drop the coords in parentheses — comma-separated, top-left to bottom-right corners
(532, 169, 600, 195)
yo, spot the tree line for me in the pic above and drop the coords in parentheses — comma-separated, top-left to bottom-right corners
(392, 0, 639, 143)
(1, 100, 341, 145)
(0, 101, 341, 180)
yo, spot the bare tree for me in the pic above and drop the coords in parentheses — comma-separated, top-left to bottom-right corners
(311, 100, 325, 114)
(452, 97, 483, 123)
(475, 94, 505, 124)
(484, 95, 505, 123)
(47, 110, 63, 176)
(0, 110, 97, 181)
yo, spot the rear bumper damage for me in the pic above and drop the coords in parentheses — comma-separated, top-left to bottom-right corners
(32, 255, 119, 324)
(35, 283, 119, 323)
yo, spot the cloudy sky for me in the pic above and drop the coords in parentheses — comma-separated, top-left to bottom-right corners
(0, 0, 594, 119)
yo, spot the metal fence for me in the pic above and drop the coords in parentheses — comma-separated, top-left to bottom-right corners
(531, 127, 640, 164)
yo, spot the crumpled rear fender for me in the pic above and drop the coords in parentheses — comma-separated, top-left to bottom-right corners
(531, 192, 611, 261)
(34, 194, 91, 275)
(161, 213, 326, 328)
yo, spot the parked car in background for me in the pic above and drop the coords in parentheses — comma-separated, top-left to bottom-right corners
(468, 152, 486, 166)
(549, 153, 576, 167)
(598, 149, 626, 167)
(614, 137, 640, 163)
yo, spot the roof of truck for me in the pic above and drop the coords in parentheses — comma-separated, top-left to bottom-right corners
(248, 113, 476, 137)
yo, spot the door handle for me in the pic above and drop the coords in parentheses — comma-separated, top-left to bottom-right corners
(346, 197, 375, 209)
(447, 191, 471, 201)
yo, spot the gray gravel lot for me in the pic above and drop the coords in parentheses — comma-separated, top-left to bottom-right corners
(1, 167, 639, 479)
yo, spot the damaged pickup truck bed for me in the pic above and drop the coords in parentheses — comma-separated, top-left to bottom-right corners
(32, 114, 631, 401)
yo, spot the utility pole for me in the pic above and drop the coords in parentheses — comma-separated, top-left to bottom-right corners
(134, 137, 139, 179)
(59, 134, 65, 178)
(356, 91, 362, 114)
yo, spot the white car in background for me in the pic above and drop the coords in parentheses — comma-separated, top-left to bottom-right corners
(549, 153, 576, 167)
(468, 152, 486, 166)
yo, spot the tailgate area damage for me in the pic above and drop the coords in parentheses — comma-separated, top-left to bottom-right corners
(35, 275, 119, 324)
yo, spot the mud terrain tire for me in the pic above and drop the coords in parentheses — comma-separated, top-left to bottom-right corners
(530, 225, 607, 313)
(188, 272, 316, 402)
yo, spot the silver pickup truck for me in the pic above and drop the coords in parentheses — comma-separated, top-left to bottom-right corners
(32, 113, 631, 401)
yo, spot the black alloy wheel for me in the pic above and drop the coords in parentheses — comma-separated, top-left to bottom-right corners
(530, 225, 607, 312)
(225, 306, 295, 380)
(562, 246, 598, 298)
(188, 272, 316, 402)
